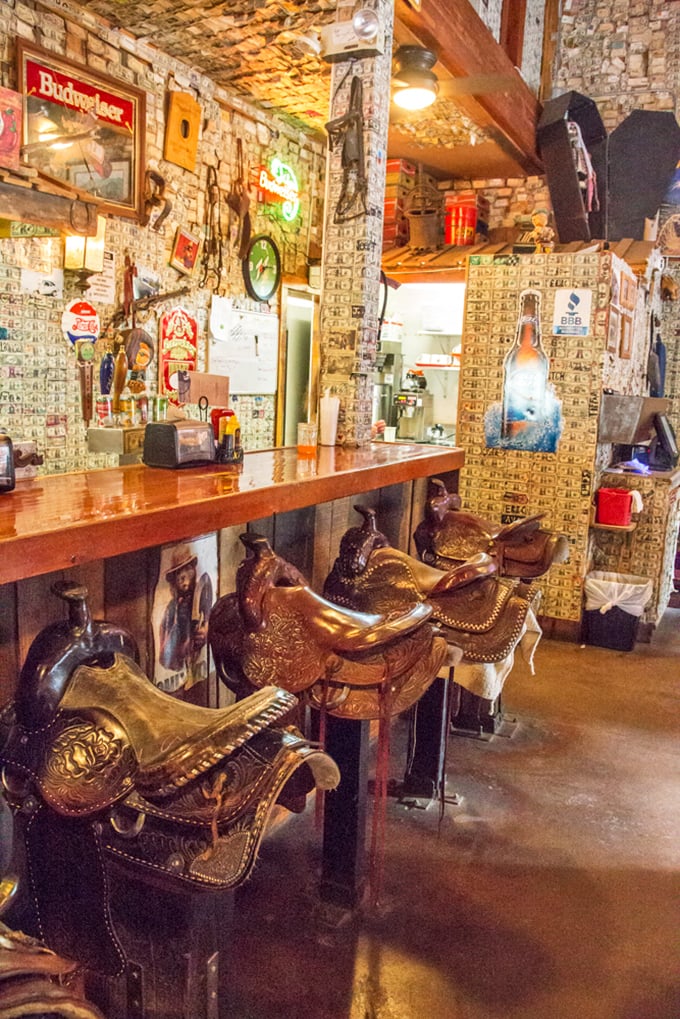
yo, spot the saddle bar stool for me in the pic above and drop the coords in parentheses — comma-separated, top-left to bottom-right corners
(323, 506, 544, 796)
(414, 477, 569, 582)
(0, 582, 338, 1019)
(208, 532, 450, 909)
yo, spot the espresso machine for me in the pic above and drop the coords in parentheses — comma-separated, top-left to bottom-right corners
(372, 340, 403, 430)
(394, 371, 435, 441)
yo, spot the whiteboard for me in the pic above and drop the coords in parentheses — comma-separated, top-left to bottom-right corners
(208, 307, 279, 395)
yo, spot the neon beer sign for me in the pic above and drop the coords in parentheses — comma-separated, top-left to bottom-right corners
(257, 158, 300, 221)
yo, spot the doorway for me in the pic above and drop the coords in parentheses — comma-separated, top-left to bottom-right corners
(277, 287, 319, 447)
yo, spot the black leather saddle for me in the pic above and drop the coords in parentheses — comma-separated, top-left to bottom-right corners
(324, 506, 540, 664)
(209, 533, 449, 720)
(0, 583, 338, 975)
(413, 478, 569, 580)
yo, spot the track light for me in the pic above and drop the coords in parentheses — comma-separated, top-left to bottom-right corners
(392, 45, 438, 111)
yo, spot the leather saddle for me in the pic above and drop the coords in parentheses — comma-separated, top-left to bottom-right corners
(208, 533, 449, 720)
(413, 478, 569, 579)
(0, 583, 339, 975)
(324, 506, 539, 664)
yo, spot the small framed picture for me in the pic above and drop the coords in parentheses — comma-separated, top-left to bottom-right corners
(607, 306, 619, 354)
(619, 312, 633, 359)
(170, 227, 201, 275)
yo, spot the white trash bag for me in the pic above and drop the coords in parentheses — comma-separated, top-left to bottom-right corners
(584, 571, 653, 617)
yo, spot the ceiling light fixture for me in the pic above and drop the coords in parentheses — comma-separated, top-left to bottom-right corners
(392, 45, 438, 111)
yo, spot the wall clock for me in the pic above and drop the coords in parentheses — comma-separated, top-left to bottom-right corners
(242, 234, 281, 302)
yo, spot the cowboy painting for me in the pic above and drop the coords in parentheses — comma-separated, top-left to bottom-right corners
(152, 535, 217, 695)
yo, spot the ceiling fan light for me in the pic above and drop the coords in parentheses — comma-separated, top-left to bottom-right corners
(391, 45, 439, 111)
(393, 82, 438, 111)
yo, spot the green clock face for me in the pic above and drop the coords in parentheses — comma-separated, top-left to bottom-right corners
(242, 234, 281, 301)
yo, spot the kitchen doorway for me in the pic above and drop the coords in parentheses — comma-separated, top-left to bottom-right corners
(277, 287, 320, 447)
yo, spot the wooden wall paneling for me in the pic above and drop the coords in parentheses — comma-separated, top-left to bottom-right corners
(105, 548, 154, 677)
(408, 477, 430, 556)
(311, 496, 354, 593)
(76, 559, 106, 618)
(217, 525, 248, 598)
(247, 514, 275, 546)
(0, 583, 19, 706)
(272, 506, 316, 576)
(374, 482, 413, 552)
(9, 560, 103, 705)
(214, 525, 246, 708)
(16, 571, 69, 670)
(311, 500, 334, 593)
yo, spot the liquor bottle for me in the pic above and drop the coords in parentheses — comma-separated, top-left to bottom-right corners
(111, 346, 129, 415)
(501, 289, 548, 440)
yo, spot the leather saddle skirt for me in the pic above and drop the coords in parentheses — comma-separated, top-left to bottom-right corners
(209, 534, 448, 720)
(413, 478, 569, 579)
(324, 506, 539, 664)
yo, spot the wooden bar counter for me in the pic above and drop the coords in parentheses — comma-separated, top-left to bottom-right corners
(0, 442, 464, 586)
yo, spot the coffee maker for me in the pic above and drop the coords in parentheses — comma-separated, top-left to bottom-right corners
(394, 372, 434, 441)
(372, 340, 403, 430)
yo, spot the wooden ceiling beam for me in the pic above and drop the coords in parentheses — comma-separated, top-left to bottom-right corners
(394, 0, 543, 175)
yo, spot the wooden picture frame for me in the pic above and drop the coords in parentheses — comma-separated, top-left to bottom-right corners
(17, 41, 146, 219)
(169, 227, 201, 275)
(619, 312, 633, 359)
(606, 305, 619, 354)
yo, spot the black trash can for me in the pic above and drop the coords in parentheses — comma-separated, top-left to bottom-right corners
(582, 571, 652, 651)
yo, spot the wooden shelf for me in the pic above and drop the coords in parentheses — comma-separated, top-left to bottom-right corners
(589, 508, 637, 533)
(0, 169, 100, 236)
(590, 520, 637, 533)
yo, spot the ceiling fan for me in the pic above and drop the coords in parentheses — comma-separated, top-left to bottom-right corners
(391, 45, 523, 114)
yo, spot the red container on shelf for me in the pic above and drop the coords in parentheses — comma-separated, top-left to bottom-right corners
(445, 191, 477, 246)
(596, 488, 633, 526)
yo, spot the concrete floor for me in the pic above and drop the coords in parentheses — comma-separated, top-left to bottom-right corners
(223, 612, 680, 1019)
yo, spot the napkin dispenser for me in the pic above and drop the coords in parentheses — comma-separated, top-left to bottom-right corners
(143, 420, 215, 468)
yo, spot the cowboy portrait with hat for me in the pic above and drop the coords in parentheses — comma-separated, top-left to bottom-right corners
(157, 541, 214, 686)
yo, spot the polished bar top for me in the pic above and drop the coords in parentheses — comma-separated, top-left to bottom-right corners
(0, 442, 465, 585)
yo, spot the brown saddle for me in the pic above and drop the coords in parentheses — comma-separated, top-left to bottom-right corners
(0, 583, 339, 976)
(209, 533, 449, 720)
(413, 478, 569, 579)
(324, 506, 539, 664)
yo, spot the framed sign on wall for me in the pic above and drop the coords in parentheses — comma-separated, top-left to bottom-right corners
(17, 42, 146, 219)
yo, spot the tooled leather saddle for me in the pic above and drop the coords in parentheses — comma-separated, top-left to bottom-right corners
(324, 506, 540, 664)
(413, 478, 569, 580)
(208, 533, 449, 720)
(0, 582, 339, 976)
